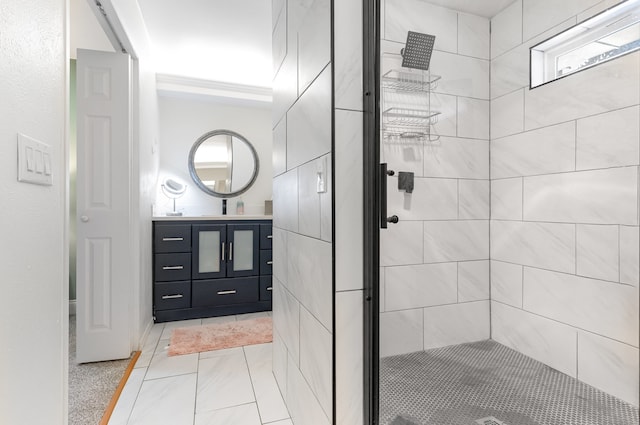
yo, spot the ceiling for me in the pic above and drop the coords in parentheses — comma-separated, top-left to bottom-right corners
(134, 0, 517, 89)
(72, 0, 519, 92)
(428, 0, 518, 18)
(136, 0, 273, 89)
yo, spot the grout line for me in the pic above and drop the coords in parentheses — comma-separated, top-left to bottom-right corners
(493, 164, 640, 181)
(491, 258, 635, 287)
(493, 299, 638, 348)
(492, 217, 636, 227)
(242, 346, 264, 424)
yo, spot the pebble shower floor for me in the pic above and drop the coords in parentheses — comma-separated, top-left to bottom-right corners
(379, 340, 638, 425)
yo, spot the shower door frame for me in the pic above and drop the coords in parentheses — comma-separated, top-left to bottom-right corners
(363, 0, 382, 424)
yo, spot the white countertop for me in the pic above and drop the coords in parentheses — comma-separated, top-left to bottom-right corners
(153, 215, 272, 221)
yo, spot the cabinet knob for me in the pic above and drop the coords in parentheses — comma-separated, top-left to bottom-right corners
(80, 215, 89, 223)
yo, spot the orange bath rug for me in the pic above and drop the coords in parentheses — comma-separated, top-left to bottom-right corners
(168, 317, 272, 356)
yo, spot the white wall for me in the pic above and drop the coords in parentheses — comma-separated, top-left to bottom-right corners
(109, 0, 161, 349)
(379, 0, 491, 357)
(70, 0, 114, 58)
(490, 0, 639, 406)
(0, 0, 67, 423)
(133, 58, 160, 350)
(156, 95, 272, 216)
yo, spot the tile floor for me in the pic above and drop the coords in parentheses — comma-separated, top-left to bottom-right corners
(108, 312, 291, 425)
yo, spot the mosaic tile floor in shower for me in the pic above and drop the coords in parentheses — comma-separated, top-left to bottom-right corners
(379, 340, 638, 425)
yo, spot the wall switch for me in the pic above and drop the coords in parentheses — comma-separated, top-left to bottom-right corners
(18, 133, 53, 186)
(316, 156, 327, 194)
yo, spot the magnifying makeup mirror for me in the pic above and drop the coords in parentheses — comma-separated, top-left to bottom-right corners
(161, 178, 187, 216)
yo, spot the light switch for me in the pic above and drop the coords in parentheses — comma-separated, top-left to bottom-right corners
(316, 156, 327, 194)
(18, 133, 53, 186)
(25, 146, 34, 171)
(35, 149, 44, 174)
(43, 153, 52, 175)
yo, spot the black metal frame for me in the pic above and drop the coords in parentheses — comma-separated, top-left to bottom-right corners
(363, 0, 381, 424)
(331, 1, 338, 425)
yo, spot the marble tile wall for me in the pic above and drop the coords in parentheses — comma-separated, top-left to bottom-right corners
(490, 0, 640, 406)
(271, 0, 334, 423)
(380, 0, 491, 357)
(272, 0, 367, 423)
(334, 1, 365, 424)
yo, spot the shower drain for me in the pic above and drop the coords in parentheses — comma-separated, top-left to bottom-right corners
(475, 417, 507, 425)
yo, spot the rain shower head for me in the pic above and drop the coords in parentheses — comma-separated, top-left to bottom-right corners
(401, 31, 436, 70)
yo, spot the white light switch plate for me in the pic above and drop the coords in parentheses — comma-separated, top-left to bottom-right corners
(316, 156, 327, 193)
(18, 133, 53, 186)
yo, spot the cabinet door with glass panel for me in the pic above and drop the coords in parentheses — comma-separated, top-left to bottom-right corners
(192, 223, 260, 279)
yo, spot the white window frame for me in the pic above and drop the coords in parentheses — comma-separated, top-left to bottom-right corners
(530, 0, 640, 88)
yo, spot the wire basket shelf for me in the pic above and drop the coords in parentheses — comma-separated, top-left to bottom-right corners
(382, 69, 441, 92)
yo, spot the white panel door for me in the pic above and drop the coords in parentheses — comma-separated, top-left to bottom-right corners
(76, 49, 132, 363)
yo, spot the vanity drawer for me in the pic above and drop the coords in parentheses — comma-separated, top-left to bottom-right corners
(192, 277, 259, 308)
(154, 224, 192, 253)
(260, 250, 272, 275)
(154, 281, 191, 311)
(260, 224, 272, 249)
(259, 276, 272, 301)
(155, 253, 192, 281)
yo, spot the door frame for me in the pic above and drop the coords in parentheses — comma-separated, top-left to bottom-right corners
(363, 0, 381, 424)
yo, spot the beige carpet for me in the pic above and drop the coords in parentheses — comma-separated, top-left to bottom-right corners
(169, 317, 272, 356)
(68, 315, 132, 425)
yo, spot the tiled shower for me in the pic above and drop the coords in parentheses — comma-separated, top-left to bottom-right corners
(272, 0, 638, 424)
(380, 0, 639, 418)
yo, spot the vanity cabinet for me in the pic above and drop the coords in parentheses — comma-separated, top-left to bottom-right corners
(153, 218, 272, 322)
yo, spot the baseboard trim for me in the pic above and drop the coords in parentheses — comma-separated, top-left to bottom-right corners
(139, 317, 154, 351)
(99, 350, 141, 425)
(69, 299, 76, 316)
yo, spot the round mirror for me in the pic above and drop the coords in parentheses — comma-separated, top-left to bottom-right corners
(188, 129, 259, 198)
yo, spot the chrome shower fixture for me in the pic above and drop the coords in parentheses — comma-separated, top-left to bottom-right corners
(401, 31, 436, 70)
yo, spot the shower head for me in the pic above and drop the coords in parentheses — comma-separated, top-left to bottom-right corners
(401, 31, 436, 70)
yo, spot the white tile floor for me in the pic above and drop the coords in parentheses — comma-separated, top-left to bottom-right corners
(108, 312, 291, 425)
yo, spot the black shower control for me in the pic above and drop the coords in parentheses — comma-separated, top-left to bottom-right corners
(398, 171, 414, 193)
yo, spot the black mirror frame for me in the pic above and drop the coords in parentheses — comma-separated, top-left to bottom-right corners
(188, 129, 260, 198)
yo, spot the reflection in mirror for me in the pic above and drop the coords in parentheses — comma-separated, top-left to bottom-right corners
(188, 130, 259, 198)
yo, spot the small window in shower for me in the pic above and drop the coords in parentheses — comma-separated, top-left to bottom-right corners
(530, 0, 640, 88)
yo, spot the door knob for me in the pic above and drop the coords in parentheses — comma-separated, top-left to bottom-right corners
(81, 215, 89, 222)
(386, 215, 399, 224)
